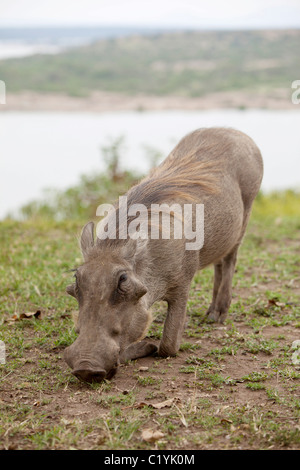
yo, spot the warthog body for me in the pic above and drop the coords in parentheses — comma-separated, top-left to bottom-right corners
(64, 127, 263, 382)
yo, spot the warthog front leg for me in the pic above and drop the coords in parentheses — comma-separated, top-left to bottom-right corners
(120, 340, 158, 363)
(158, 289, 190, 357)
(206, 245, 239, 323)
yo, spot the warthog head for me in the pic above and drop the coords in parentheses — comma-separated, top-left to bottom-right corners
(64, 222, 152, 383)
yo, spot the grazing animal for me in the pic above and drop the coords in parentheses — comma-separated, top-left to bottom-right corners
(64, 127, 263, 382)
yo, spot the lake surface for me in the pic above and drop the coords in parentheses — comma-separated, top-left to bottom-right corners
(0, 42, 64, 60)
(0, 109, 299, 219)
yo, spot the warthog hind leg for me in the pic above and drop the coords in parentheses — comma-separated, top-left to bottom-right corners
(206, 244, 239, 323)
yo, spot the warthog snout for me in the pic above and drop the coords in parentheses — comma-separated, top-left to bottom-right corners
(72, 366, 118, 383)
(64, 342, 120, 383)
(72, 368, 107, 383)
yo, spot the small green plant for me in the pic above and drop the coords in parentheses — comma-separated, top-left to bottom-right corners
(179, 342, 201, 352)
(136, 375, 162, 387)
(241, 371, 269, 382)
(179, 365, 196, 374)
(245, 382, 266, 391)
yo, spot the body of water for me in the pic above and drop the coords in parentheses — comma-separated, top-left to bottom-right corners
(0, 42, 64, 60)
(0, 109, 299, 219)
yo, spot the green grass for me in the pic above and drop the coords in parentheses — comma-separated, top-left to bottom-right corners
(0, 179, 300, 449)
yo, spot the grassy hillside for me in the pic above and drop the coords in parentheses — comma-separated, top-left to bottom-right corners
(1, 29, 299, 97)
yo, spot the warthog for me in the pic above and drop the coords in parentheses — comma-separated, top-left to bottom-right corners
(64, 127, 263, 382)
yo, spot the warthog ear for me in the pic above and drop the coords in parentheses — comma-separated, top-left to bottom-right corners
(80, 221, 95, 260)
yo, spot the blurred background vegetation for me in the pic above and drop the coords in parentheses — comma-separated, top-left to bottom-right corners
(1, 29, 299, 97)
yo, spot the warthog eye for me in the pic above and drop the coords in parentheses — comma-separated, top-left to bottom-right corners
(111, 271, 147, 304)
(117, 272, 129, 295)
(119, 273, 127, 283)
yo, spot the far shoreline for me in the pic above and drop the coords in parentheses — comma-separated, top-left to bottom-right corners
(0, 88, 296, 112)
